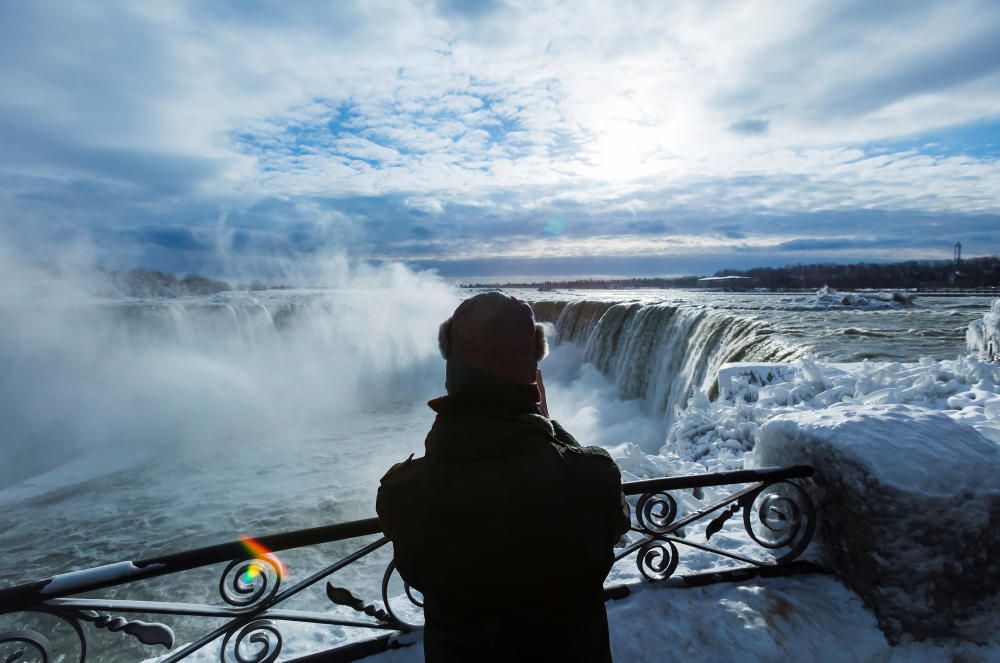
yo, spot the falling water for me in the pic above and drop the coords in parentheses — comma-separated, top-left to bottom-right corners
(533, 300, 802, 427)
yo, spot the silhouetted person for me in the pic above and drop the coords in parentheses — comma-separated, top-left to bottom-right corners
(377, 292, 630, 662)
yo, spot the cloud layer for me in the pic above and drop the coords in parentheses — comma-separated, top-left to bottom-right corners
(1, 0, 998, 277)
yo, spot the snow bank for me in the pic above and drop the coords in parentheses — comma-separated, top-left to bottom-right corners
(754, 404, 1000, 642)
(758, 404, 998, 493)
(341, 575, 1000, 663)
(967, 299, 1000, 362)
(373, 575, 1000, 662)
(605, 575, 997, 663)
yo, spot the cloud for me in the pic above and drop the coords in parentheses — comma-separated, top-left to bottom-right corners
(0, 0, 998, 276)
(436, 0, 503, 19)
(774, 238, 892, 252)
(127, 226, 212, 252)
(716, 0, 1000, 132)
(729, 119, 770, 135)
(624, 219, 673, 235)
(404, 197, 445, 215)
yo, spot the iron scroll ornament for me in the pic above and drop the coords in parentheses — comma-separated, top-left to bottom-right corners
(380, 560, 424, 630)
(0, 608, 89, 663)
(218, 556, 283, 610)
(623, 475, 817, 581)
(0, 629, 53, 663)
(744, 480, 815, 560)
(220, 620, 283, 663)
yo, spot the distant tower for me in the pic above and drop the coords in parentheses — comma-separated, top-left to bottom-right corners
(954, 241, 962, 266)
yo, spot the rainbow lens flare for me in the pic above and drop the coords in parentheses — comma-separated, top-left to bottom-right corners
(239, 536, 289, 582)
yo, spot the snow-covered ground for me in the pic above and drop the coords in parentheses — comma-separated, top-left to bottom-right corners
(372, 574, 997, 663)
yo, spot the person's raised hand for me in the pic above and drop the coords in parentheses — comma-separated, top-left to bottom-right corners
(536, 368, 550, 418)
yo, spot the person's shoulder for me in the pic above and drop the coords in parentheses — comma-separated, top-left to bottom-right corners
(376, 454, 430, 539)
(376, 453, 429, 520)
(379, 453, 427, 488)
(548, 421, 621, 479)
(561, 441, 617, 467)
(550, 419, 581, 448)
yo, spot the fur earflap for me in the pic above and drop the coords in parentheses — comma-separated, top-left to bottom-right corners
(440, 316, 547, 363)
(534, 323, 548, 361)
(438, 318, 452, 359)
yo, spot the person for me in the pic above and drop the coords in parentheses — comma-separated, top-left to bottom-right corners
(376, 291, 631, 662)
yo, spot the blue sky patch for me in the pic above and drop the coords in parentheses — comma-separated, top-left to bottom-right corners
(863, 119, 1000, 159)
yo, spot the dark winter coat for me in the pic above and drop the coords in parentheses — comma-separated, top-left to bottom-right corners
(376, 386, 631, 662)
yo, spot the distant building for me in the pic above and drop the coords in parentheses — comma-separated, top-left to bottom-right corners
(697, 275, 754, 290)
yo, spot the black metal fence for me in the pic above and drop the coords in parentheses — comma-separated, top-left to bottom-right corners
(0, 465, 815, 662)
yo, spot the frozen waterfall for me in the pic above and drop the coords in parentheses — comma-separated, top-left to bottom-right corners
(533, 300, 801, 427)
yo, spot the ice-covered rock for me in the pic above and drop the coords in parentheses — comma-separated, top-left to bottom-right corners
(801, 286, 916, 311)
(754, 404, 1000, 642)
(717, 362, 794, 402)
(967, 299, 1000, 362)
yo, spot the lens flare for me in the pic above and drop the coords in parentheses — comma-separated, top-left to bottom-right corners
(239, 536, 288, 582)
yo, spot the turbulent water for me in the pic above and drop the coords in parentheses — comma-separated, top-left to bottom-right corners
(0, 281, 993, 661)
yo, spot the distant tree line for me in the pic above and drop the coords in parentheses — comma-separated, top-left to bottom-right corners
(713, 256, 1000, 290)
(461, 276, 700, 290)
(461, 256, 1000, 291)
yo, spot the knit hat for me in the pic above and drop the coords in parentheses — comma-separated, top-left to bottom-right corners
(438, 292, 548, 385)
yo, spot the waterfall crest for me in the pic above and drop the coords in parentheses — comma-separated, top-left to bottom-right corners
(534, 299, 802, 426)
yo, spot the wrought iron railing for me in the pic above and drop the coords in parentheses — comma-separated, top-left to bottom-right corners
(0, 465, 815, 662)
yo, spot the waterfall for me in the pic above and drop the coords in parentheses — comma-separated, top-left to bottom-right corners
(534, 299, 802, 427)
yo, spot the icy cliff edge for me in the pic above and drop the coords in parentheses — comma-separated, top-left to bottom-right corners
(754, 404, 1000, 642)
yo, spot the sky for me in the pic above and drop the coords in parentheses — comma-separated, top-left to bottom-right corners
(1, 0, 999, 279)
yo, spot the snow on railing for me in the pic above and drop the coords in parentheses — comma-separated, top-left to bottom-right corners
(0, 466, 815, 662)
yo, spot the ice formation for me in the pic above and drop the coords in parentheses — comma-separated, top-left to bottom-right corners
(799, 286, 916, 310)
(755, 404, 1000, 641)
(717, 362, 794, 402)
(967, 298, 1000, 361)
(650, 355, 1000, 471)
